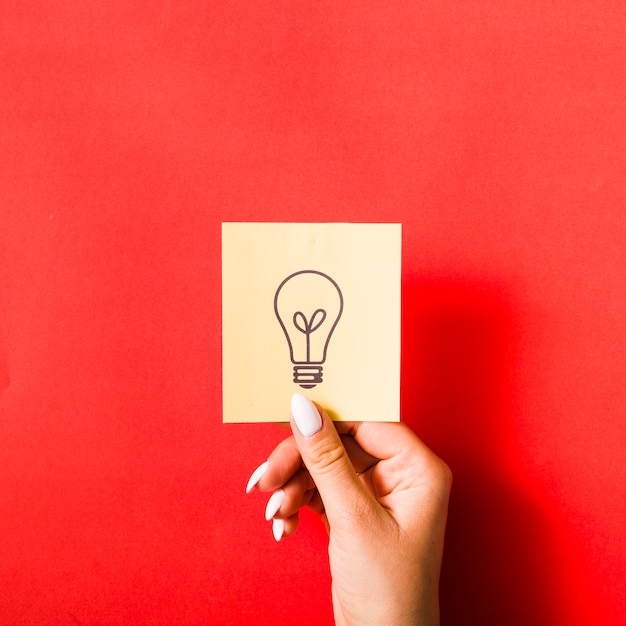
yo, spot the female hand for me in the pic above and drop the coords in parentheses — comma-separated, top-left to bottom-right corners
(246, 394, 452, 626)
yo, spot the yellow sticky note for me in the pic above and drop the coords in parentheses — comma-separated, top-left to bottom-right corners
(222, 223, 401, 423)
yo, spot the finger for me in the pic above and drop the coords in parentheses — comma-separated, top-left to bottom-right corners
(338, 423, 452, 529)
(306, 490, 325, 516)
(265, 468, 315, 520)
(289, 393, 376, 529)
(245, 432, 378, 494)
(334, 421, 434, 467)
(245, 435, 302, 494)
(340, 434, 379, 474)
(275, 512, 299, 541)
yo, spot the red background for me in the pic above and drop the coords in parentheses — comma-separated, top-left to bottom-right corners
(1, 2, 625, 624)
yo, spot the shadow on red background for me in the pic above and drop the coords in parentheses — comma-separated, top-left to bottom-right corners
(401, 277, 559, 625)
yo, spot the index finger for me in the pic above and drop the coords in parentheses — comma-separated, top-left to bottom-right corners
(333, 421, 436, 465)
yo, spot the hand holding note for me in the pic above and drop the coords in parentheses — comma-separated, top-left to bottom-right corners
(246, 394, 452, 626)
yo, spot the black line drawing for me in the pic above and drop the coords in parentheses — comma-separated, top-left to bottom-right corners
(274, 270, 343, 389)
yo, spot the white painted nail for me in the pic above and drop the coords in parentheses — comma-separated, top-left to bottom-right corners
(245, 461, 269, 493)
(291, 393, 322, 437)
(265, 489, 285, 521)
(272, 518, 285, 542)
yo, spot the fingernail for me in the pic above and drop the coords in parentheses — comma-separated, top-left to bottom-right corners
(245, 461, 269, 493)
(272, 518, 285, 542)
(291, 393, 322, 437)
(265, 489, 285, 521)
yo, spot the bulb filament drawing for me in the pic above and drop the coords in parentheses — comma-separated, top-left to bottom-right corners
(274, 270, 343, 389)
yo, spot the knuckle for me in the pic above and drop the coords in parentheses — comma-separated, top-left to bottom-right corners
(428, 458, 454, 503)
(435, 457, 453, 487)
(307, 438, 347, 475)
(442, 461, 453, 488)
(425, 453, 451, 481)
(417, 455, 453, 495)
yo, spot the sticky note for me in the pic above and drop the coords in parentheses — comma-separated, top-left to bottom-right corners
(222, 223, 401, 423)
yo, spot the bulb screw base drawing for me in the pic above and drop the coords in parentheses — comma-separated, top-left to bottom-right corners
(293, 365, 323, 389)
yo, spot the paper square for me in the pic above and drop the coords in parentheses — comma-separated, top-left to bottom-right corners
(222, 223, 401, 422)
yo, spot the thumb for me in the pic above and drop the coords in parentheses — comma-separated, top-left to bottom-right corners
(290, 393, 374, 527)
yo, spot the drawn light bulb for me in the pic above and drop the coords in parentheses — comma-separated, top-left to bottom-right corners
(274, 270, 343, 389)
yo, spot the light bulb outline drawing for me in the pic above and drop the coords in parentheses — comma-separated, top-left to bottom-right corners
(274, 270, 344, 389)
